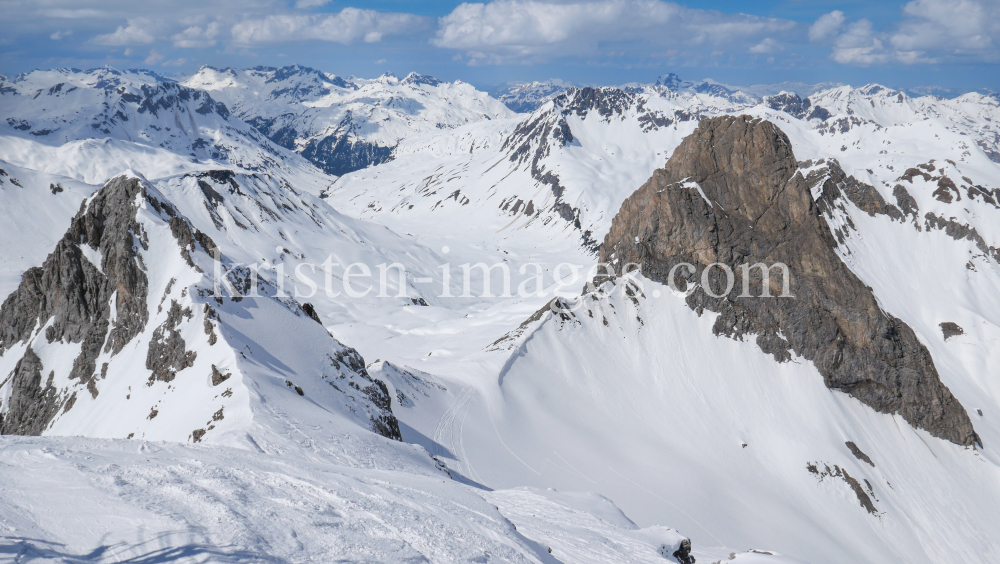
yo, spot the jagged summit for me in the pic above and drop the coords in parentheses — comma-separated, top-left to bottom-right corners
(654, 73, 685, 89)
(401, 72, 442, 87)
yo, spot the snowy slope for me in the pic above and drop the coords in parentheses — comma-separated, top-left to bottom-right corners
(0, 176, 712, 562)
(184, 65, 515, 176)
(0, 434, 739, 564)
(434, 274, 1000, 564)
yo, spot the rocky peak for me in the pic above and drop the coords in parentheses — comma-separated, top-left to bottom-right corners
(555, 87, 639, 119)
(599, 115, 978, 447)
(0, 175, 152, 434)
(400, 73, 442, 87)
(654, 73, 686, 90)
(0, 172, 401, 442)
(763, 92, 832, 121)
(0, 175, 149, 355)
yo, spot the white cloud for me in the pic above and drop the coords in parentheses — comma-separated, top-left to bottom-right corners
(231, 8, 429, 45)
(829, 19, 942, 65)
(815, 0, 999, 66)
(431, 0, 797, 64)
(173, 21, 221, 48)
(161, 58, 188, 67)
(92, 19, 155, 45)
(749, 37, 782, 54)
(295, 0, 332, 8)
(808, 10, 844, 42)
(50, 30, 73, 40)
(829, 19, 890, 65)
(891, 0, 1000, 55)
(144, 48, 164, 64)
(40, 8, 113, 19)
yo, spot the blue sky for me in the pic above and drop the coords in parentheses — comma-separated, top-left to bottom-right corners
(2, 0, 997, 94)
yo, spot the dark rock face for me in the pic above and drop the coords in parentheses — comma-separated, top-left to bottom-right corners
(245, 111, 394, 177)
(301, 303, 322, 324)
(300, 131, 394, 177)
(846, 441, 875, 467)
(65, 175, 150, 357)
(0, 347, 59, 435)
(401, 73, 441, 87)
(599, 115, 978, 447)
(0, 175, 151, 435)
(146, 300, 197, 383)
(672, 539, 695, 564)
(764, 92, 831, 121)
(557, 87, 638, 120)
(211, 364, 231, 386)
(329, 348, 402, 441)
(940, 322, 964, 340)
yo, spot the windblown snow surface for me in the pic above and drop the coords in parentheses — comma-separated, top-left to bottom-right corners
(1, 66, 999, 563)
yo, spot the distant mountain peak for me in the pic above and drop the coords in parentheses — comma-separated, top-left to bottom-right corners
(401, 72, 442, 87)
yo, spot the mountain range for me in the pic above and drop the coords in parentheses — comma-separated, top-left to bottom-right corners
(1, 64, 1000, 564)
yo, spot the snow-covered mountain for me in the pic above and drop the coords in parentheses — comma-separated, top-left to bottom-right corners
(490, 74, 762, 114)
(322, 80, 1000, 563)
(326, 85, 762, 255)
(0, 172, 400, 444)
(492, 79, 576, 112)
(0, 68, 319, 178)
(3, 64, 1000, 564)
(184, 65, 515, 176)
(330, 81, 1000, 255)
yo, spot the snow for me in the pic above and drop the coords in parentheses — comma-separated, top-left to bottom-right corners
(0, 159, 98, 296)
(2, 65, 1000, 563)
(0, 436, 557, 563)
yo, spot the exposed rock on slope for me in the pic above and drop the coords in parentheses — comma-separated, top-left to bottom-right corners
(599, 115, 978, 447)
(0, 175, 148, 432)
(0, 174, 400, 442)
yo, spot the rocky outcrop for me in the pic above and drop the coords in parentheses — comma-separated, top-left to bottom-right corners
(671, 538, 695, 564)
(764, 92, 831, 121)
(807, 461, 879, 515)
(328, 348, 402, 441)
(0, 347, 59, 435)
(63, 174, 149, 357)
(599, 115, 978, 447)
(0, 172, 403, 443)
(0, 175, 151, 434)
(146, 300, 197, 383)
